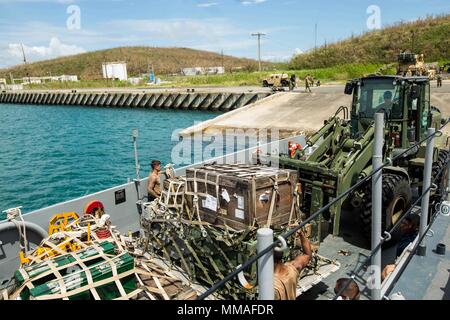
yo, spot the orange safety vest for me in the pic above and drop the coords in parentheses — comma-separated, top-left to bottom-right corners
(288, 142, 302, 158)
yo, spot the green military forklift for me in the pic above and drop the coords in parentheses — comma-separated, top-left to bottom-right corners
(279, 75, 449, 242)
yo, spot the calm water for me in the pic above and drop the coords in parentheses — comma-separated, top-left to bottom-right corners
(0, 104, 219, 214)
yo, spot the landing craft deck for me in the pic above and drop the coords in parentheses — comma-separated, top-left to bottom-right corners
(389, 211, 450, 300)
(1, 82, 450, 300)
(2, 122, 450, 300)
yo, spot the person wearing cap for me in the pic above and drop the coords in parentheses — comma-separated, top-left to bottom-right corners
(273, 228, 312, 300)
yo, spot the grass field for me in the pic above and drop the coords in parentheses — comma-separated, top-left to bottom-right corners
(290, 14, 449, 69)
(24, 63, 390, 90)
(26, 79, 133, 90)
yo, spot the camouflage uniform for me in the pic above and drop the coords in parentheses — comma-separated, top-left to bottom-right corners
(305, 76, 312, 93)
(437, 74, 442, 88)
(289, 74, 297, 91)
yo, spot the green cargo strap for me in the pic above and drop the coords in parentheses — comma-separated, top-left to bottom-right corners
(183, 240, 213, 284)
(170, 235, 193, 280)
(68, 251, 101, 300)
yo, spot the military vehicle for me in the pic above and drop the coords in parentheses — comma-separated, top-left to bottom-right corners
(262, 73, 290, 89)
(278, 75, 449, 240)
(427, 69, 437, 81)
(397, 53, 427, 77)
(397, 52, 438, 80)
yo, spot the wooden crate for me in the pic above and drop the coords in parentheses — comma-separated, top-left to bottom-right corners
(184, 164, 298, 230)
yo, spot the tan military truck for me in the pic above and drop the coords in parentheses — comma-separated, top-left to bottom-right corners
(427, 68, 437, 80)
(262, 73, 290, 88)
(397, 52, 428, 77)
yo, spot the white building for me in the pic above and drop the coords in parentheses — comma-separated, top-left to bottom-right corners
(206, 67, 225, 75)
(21, 77, 42, 84)
(2, 84, 24, 91)
(55, 75, 78, 82)
(19, 75, 78, 84)
(181, 66, 225, 76)
(128, 77, 142, 85)
(102, 62, 128, 81)
(181, 67, 204, 76)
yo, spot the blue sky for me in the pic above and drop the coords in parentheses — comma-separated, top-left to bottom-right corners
(0, 0, 449, 68)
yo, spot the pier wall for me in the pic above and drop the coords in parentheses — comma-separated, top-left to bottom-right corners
(0, 91, 271, 111)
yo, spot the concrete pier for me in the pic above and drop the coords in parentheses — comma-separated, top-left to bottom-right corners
(0, 90, 271, 111)
(179, 83, 450, 138)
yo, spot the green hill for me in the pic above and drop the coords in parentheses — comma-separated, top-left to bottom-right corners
(0, 47, 270, 80)
(290, 14, 450, 69)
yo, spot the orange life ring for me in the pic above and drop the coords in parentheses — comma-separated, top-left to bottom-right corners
(83, 200, 105, 218)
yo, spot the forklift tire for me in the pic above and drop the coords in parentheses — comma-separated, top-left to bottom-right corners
(360, 174, 412, 240)
(429, 150, 450, 217)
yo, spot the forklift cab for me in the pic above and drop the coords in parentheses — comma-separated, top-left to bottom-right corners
(346, 76, 432, 149)
(406, 79, 431, 142)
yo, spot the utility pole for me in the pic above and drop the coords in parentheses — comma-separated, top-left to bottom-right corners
(221, 49, 224, 72)
(21, 43, 31, 85)
(104, 62, 109, 87)
(314, 23, 318, 52)
(252, 32, 266, 72)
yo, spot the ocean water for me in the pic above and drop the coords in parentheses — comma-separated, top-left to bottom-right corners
(0, 103, 220, 214)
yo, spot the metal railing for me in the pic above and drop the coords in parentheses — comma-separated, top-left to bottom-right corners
(197, 116, 450, 301)
(333, 158, 449, 300)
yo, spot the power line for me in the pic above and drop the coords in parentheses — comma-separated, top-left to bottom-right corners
(251, 32, 266, 72)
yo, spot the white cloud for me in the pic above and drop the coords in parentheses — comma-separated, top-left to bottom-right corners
(0, 0, 75, 3)
(194, 39, 256, 51)
(294, 48, 303, 55)
(241, 0, 267, 5)
(197, 2, 219, 7)
(4, 37, 85, 66)
(0, 21, 120, 47)
(263, 48, 301, 62)
(103, 18, 240, 40)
